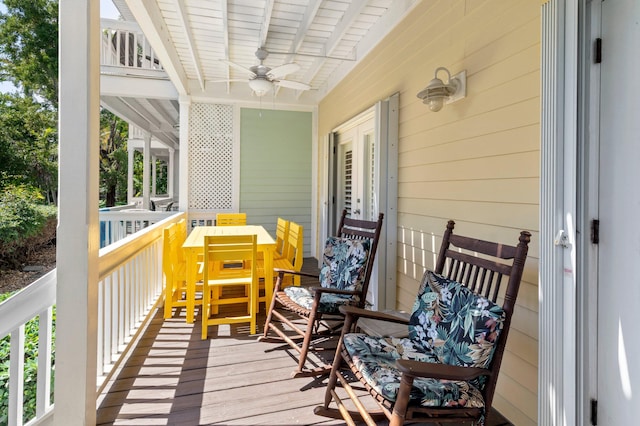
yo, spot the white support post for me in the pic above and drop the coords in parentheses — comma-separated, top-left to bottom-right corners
(151, 154, 157, 197)
(539, 1, 578, 424)
(56, 0, 100, 424)
(178, 95, 190, 211)
(168, 148, 175, 199)
(127, 145, 134, 204)
(143, 132, 151, 209)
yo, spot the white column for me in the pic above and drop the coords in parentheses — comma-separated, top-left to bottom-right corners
(142, 132, 151, 209)
(178, 95, 191, 210)
(127, 145, 134, 204)
(539, 1, 578, 424)
(168, 148, 175, 199)
(56, 0, 99, 424)
(151, 154, 157, 197)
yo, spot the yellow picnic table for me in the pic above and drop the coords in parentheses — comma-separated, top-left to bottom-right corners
(182, 225, 276, 323)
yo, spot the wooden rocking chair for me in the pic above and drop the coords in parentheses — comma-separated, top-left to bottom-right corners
(258, 210, 384, 378)
(315, 220, 531, 426)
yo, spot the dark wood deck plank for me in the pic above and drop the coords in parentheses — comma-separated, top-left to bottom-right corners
(97, 258, 513, 426)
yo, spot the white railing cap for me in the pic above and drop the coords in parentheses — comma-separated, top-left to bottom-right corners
(0, 270, 56, 339)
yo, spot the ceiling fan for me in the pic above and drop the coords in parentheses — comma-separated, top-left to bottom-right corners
(220, 48, 311, 97)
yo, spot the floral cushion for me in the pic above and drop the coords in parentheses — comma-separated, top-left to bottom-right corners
(282, 237, 370, 314)
(283, 286, 357, 314)
(341, 270, 506, 413)
(343, 333, 485, 409)
(319, 236, 370, 292)
(408, 271, 505, 370)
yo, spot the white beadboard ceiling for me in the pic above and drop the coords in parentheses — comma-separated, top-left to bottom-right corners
(115, 0, 419, 104)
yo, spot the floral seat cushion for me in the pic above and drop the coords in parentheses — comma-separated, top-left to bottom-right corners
(342, 270, 506, 409)
(283, 236, 370, 314)
(283, 286, 357, 314)
(343, 333, 486, 408)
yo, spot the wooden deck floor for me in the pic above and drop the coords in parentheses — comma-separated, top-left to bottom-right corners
(97, 259, 513, 426)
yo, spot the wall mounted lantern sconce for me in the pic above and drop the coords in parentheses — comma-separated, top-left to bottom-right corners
(416, 67, 467, 112)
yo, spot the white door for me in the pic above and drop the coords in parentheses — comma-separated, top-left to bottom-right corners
(596, 1, 640, 422)
(336, 121, 375, 222)
(335, 116, 379, 307)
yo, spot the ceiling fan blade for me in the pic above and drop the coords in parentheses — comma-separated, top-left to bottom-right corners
(219, 59, 256, 78)
(267, 63, 300, 79)
(275, 79, 310, 91)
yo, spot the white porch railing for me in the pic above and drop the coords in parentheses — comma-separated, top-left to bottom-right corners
(186, 211, 229, 229)
(99, 210, 175, 247)
(0, 271, 55, 426)
(0, 212, 186, 426)
(100, 18, 163, 72)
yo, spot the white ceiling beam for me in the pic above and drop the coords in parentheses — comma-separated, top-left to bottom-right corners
(124, 0, 189, 95)
(274, 0, 322, 96)
(318, 0, 420, 101)
(299, 0, 369, 89)
(101, 96, 178, 149)
(222, 0, 230, 93)
(100, 100, 179, 150)
(287, 0, 322, 56)
(169, 100, 180, 114)
(222, 0, 229, 59)
(148, 98, 177, 124)
(324, 0, 368, 57)
(174, 0, 205, 92)
(122, 97, 173, 131)
(259, 0, 275, 48)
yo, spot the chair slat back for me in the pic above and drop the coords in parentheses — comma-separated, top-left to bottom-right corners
(335, 209, 384, 308)
(175, 219, 187, 263)
(203, 235, 257, 280)
(283, 222, 304, 270)
(162, 223, 176, 278)
(435, 221, 529, 310)
(275, 217, 290, 258)
(216, 212, 247, 226)
(163, 222, 185, 278)
(433, 220, 530, 412)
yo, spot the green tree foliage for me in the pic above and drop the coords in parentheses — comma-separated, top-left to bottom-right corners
(0, 0, 58, 106)
(0, 0, 132, 208)
(100, 110, 129, 207)
(0, 0, 59, 202)
(0, 185, 57, 268)
(0, 94, 57, 202)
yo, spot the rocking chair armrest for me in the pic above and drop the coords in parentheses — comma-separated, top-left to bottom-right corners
(274, 268, 317, 279)
(395, 360, 491, 382)
(338, 305, 411, 325)
(309, 286, 359, 297)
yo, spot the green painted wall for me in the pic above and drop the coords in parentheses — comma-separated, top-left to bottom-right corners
(240, 108, 312, 255)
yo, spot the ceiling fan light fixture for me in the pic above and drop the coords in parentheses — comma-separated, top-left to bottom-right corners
(417, 67, 466, 112)
(248, 78, 272, 96)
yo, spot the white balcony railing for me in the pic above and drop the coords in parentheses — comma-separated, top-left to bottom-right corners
(100, 210, 175, 247)
(0, 271, 55, 426)
(0, 211, 186, 426)
(100, 18, 163, 73)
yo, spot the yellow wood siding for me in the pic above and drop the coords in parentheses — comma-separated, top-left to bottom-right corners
(318, 0, 540, 423)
